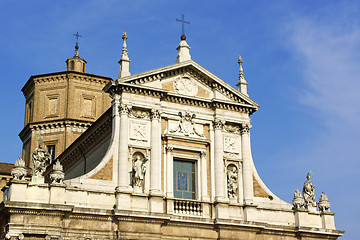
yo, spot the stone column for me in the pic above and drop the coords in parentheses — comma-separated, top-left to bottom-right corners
(214, 119, 225, 201)
(150, 109, 162, 195)
(118, 103, 131, 190)
(166, 146, 173, 198)
(241, 124, 253, 203)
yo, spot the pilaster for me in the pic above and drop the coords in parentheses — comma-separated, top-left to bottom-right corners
(118, 103, 131, 191)
(213, 119, 226, 201)
(241, 123, 253, 204)
(150, 109, 162, 195)
(166, 146, 174, 198)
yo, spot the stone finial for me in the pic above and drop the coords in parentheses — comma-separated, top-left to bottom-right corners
(176, 37, 191, 63)
(292, 188, 305, 209)
(118, 30, 131, 79)
(236, 55, 248, 96)
(318, 192, 331, 212)
(50, 160, 65, 184)
(11, 157, 27, 180)
(302, 172, 317, 208)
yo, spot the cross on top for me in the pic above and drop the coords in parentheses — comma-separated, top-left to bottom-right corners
(176, 14, 190, 36)
(73, 31, 82, 44)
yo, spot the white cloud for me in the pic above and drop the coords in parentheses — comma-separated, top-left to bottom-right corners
(284, 7, 360, 239)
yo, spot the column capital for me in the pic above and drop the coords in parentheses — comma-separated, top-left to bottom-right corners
(119, 103, 131, 115)
(213, 119, 224, 130)
(150, 109, 161, 120)
(241, 124, 251, 134)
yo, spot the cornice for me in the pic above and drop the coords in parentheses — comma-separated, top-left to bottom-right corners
(19, 119, 93, 141)
(112, 60, 259, 107)
(105, 82, 258, 115)
(21, 71, 113, 97)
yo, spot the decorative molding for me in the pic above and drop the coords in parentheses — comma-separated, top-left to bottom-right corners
(130, 109, 150, 119)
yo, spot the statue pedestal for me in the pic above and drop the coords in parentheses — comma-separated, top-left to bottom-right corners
(31, 175, 44, 184)
(133, 186, 143, 194)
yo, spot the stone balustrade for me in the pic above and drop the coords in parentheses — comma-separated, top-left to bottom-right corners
(174, 199, 202, 216)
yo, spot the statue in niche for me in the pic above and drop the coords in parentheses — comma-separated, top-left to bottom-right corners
(32, 134, 51, 177)
(132, 154, 147, 190)
(227, 164, 238, 199)
(302, 173, 316, 207)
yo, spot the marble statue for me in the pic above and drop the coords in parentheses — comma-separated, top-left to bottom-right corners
(318, 192, 331, 212)
(227, 165, 238, 199)
(302, 173, 316, 207)
(11, 157, 27, 180)
(132, 155, 147, 189)
(50, 160, 65, 184)
(292, 188, 305, 209)
(32, 136, 51, 177)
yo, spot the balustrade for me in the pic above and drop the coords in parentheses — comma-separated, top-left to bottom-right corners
(174, 199, 202, 216)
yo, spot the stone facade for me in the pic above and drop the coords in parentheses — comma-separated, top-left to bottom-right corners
(0, 34, 344, 239)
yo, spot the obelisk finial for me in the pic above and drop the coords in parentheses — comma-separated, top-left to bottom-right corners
(236, 55, 248, 96)
(118, 30, 131, 79)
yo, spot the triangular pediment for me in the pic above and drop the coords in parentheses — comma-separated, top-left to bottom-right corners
(116, 60, 259, 109)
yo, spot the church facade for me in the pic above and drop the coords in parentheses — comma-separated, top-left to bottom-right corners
(0, 32, 344, 239)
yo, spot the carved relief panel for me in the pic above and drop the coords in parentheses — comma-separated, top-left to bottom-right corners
(129, 120, 150, 147)
(168, 112, 204, 138)
(129, 108, 151, 147)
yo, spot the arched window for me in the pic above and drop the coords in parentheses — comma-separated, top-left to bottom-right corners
(70, 60, 74, 70)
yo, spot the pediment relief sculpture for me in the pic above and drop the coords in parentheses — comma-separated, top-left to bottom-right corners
(173, 76, 198, 96)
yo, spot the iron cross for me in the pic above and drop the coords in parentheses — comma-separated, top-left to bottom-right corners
(176, 14, 190, 36)
(73, 31, 82, 44)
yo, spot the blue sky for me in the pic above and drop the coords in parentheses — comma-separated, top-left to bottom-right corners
(0, 0, 359, 238)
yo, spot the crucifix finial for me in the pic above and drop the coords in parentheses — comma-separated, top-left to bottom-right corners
(73, 31, 82, 45)
(176, 14, 190, 40)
